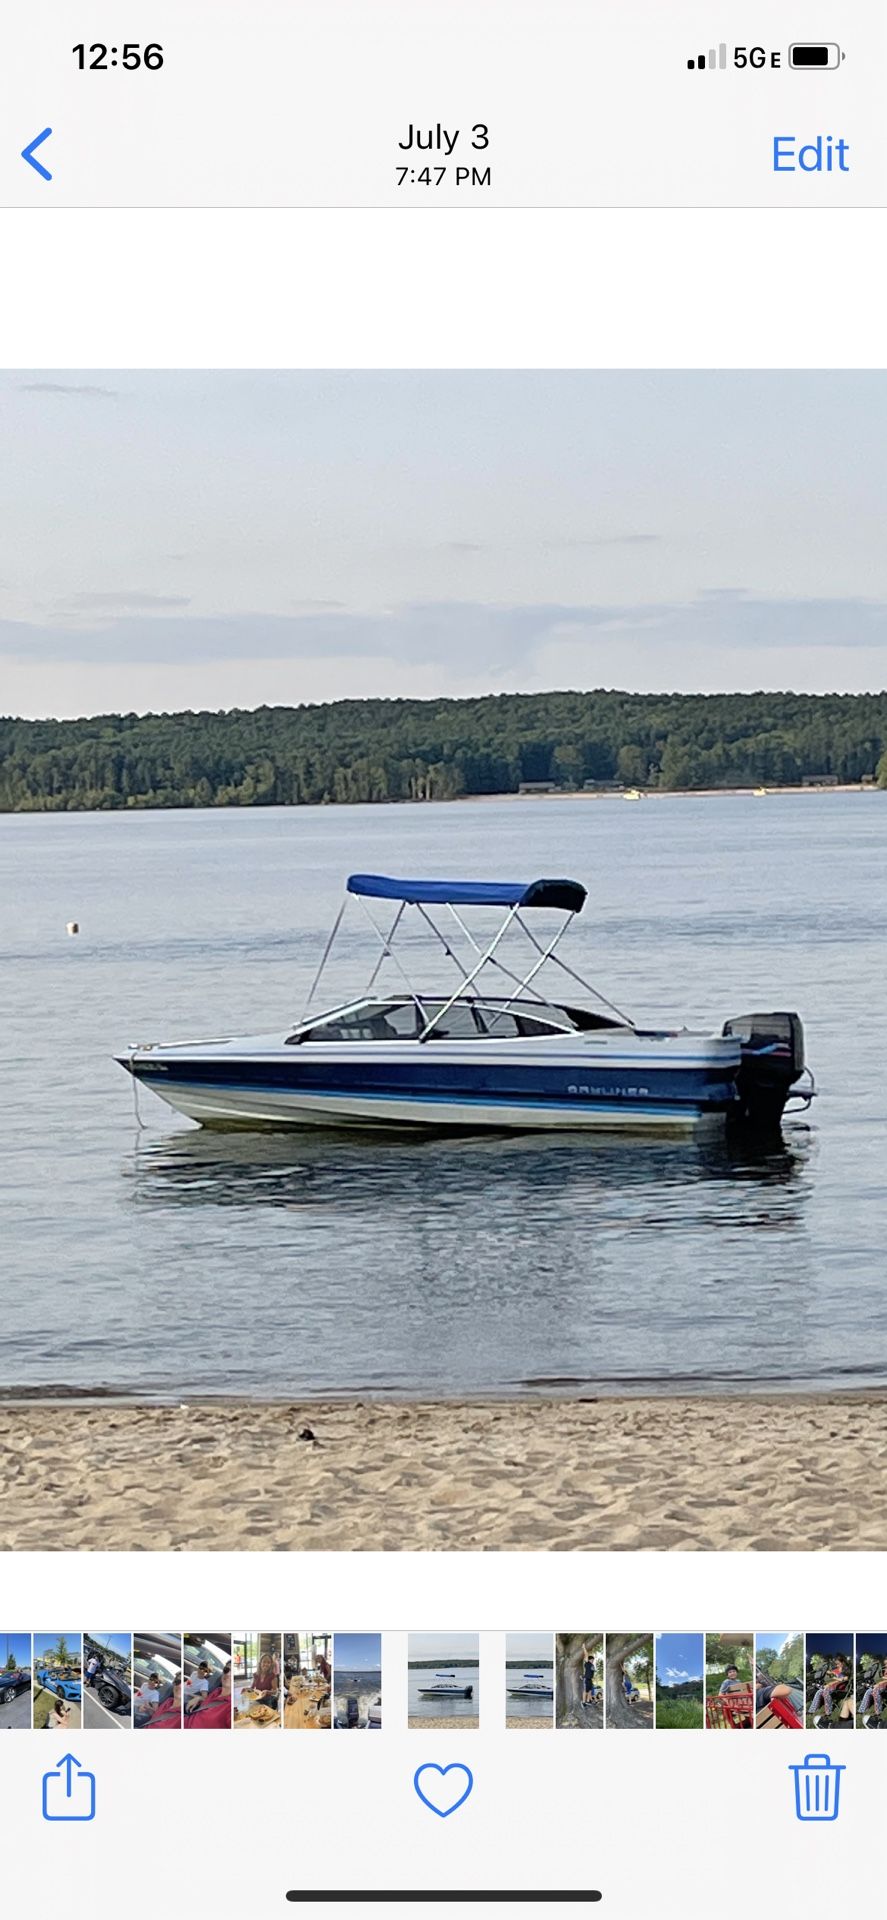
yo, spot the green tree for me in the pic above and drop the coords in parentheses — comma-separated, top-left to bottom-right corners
(616, 743, 648, 786)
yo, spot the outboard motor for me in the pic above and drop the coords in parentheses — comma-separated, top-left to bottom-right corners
(722, 1011, 806, 1132)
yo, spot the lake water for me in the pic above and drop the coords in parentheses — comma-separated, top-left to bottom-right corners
(3, 793, 886, 1401)
(505, 1668, 555, 1722)
(333, 1669, 381, 1729)
(408, 1665, 479, 1720)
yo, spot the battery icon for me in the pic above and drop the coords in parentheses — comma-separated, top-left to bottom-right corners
(789, 43, 844, 68)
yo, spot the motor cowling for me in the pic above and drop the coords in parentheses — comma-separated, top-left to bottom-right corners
(722, 1011, 805, 1131)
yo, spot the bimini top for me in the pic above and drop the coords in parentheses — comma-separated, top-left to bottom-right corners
(346, 873, 587, 914)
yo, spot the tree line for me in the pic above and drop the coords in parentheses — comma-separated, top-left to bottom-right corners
(2, 687, 887, 811)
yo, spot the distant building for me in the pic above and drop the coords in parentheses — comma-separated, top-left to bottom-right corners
(517, 780, 560, 794)
(801, 773, 838, 786)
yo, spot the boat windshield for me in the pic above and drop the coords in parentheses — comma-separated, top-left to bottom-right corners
(290, 998, 597, 1043)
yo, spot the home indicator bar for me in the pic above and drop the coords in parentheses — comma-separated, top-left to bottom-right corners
(286, 1897, 604, 1907)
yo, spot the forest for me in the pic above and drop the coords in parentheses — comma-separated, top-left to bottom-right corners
(756, 1635, 803, 1683)
(2, 687, 887, 811)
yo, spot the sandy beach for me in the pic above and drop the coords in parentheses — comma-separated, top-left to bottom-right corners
(2, 1393, 885, 1551)
(410, 1716, 480, 1730)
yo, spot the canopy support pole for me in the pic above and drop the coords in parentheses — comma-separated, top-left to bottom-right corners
(444, 904, 549, 1003)
(413, 903, 478, 990)
(356, 896, 424, 1009)
(417, 904, 522, 1040)
(365, 902, 406, 989)
(480, 913, 577, 1030)
(302, 900, 346, 1017)
(517, 919, 635, 1027)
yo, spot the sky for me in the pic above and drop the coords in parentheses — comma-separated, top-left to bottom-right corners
(1, 1633, 31, 1667)
(806, 1633, 853, 1660)
(334, 1633, 381, 1671)
(756, 1631, 801, 1657)
(506, 1634, 553, 1664)
(656, 1633, 703, 1684)
(3, 371, 887, 719)
(408, 1633, 478, 1663)
(86, 1632, 131, 1661)
(856, 1635, 887, 1659)
(33, 1632, 81, 1661)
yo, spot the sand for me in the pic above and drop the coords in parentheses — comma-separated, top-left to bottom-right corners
(2, 1393, 886, 1551)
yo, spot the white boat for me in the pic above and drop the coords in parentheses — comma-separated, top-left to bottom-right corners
(418, 1671, 474, 1698)
(118, 872, 812, 1136)
(507, 1674, 554, 1698)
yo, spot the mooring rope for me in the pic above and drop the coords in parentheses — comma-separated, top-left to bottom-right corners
(130, 1060, 146, 1131)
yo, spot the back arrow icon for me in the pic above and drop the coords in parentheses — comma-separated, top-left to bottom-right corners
(22, 127, 53, 180)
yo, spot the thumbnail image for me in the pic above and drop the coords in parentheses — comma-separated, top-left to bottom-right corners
(184, 1634, 232, 1728)
(505, 1633, 554, 1729)
(0, 1634, 32, 1729)
(234, 1633, 281, 1728)
(83, 1634, 132, 1729)
(8, 370, 887, 1561)
(856, 1634, 887, 1729)
(408, 1633, 476, 1731)
(133, 1633, 183, 1729)
(705, 1634, 753, 1728)
(32, 1633, 82, 1732)
(806, 1634, 855, 1730)
(655, 1633, 704, 1730)
(335, 1633, 382, 1730)
(555, 1633, 603, 1729)
(605, 1634, 654, 1729)
(754, 1631, 804, 1730)
(283, 1632, 332, 1729)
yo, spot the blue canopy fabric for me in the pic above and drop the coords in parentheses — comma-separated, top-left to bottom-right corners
(346, 874, 586, 913)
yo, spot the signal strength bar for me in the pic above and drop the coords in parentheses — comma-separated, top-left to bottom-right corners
(687, 43, 727, 70)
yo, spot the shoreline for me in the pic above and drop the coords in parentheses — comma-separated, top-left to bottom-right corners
(2, 1382, 887, 1408)
(2, 1393, 886, 1551)
(1, 781, 880, 820)
(476, 781, 880, 802)
(3, 1379, 887, 1410)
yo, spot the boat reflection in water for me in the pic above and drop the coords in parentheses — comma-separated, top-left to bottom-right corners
(127, 1115, 809, 1214)
(122, 1117, 815, 1401)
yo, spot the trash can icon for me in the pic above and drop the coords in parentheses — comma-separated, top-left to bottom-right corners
(789, 1753, 845, 1822)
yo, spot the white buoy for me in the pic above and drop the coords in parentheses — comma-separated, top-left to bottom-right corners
(66, 921, 80, 936)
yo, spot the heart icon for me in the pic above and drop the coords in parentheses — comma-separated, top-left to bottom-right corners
(413, 1762, 474, 1818)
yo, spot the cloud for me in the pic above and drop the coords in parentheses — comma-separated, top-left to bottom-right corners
(438, 535, 661, 555)
(56, 591, 191, 614)
(288, 599, 346, 613)
(17, 381, 119, 398)
(2, 589, 887, 690)
(665, 1668, 690, 1680)
(542, 534, 662, 550)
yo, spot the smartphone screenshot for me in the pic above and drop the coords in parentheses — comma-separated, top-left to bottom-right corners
(1, 4, 884, 1916)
